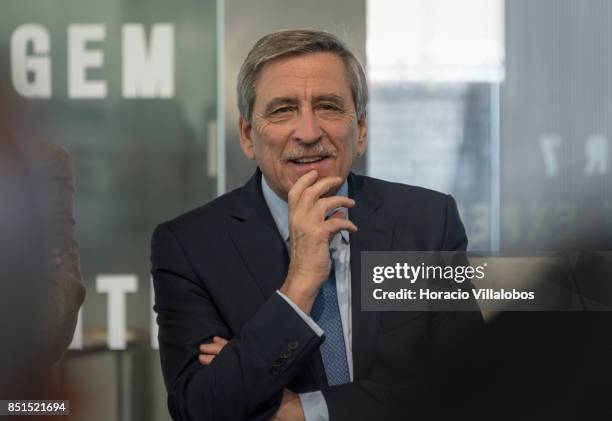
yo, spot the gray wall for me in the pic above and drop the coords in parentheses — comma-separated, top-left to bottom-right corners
(223, 0, 367, 192)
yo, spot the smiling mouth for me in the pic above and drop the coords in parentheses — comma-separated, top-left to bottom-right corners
(289, 156, 330, 164)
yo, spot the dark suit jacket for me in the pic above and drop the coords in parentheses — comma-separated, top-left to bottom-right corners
(151, 168, 484, 421)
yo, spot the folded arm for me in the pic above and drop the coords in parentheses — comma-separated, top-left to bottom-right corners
(152, 223, 323, 421)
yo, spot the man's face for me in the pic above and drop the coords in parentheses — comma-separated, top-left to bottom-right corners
(239, 52, 367, 200)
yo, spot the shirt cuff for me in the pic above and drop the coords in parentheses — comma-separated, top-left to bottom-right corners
(276, 290, 324, 337)
(299, 391, 329, 421)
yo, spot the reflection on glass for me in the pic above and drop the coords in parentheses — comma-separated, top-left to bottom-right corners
(366, 0, 505, 251)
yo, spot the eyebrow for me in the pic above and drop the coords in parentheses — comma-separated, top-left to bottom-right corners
(263, 94, 347, 115)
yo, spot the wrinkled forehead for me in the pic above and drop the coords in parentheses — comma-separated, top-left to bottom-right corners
(253, 52, 353, 106)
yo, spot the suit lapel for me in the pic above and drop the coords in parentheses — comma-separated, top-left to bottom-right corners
(348, 173, 394, 380)
(228, 169, 323, 390)
(227, 170, 393, 386)
(227, 169, 290, 300)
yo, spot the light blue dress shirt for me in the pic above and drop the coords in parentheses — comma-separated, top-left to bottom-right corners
(261, 176, 353, 421)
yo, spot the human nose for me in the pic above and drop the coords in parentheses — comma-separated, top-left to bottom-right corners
(292, 108, 323, 144)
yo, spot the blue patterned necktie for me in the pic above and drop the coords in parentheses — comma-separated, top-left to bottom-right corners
(311, 254, 351, 386)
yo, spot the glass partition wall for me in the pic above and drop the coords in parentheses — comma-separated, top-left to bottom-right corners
(366, 0, 504, 251)
(1, 1, 219, 419)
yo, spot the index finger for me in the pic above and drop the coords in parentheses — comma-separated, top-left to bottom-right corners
(213, 336, 229, 345)
(298, 176, 345, 209)
(287, 170, 319, 208)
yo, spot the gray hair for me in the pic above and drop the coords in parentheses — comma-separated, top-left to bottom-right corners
(237, 29, 368, 122)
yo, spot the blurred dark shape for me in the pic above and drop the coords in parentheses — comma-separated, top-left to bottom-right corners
(0, 124, 46, 397)
(404, 251, 612, 421)
(413, 312, 612, 421)
(24, 140, 86, 367)
(0, 70, 85, 398)
(573, 252, 612, 310)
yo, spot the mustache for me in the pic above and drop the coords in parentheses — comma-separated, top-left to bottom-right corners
(283, 144, 337, 161)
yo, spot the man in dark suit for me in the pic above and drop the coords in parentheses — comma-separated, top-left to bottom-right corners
(151, 29, 483, 421)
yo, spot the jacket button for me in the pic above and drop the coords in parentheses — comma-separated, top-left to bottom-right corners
(272, 358, 283, 367)
(288, 340, 299, 350)
(280, 350, 291, 359)
(270, 367, 279, 376)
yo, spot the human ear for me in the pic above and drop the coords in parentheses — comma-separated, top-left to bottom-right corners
(239, 116, 256, 160)
(356, 113, 367, 156)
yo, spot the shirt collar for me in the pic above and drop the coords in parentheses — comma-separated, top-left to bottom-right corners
(261, 174, 350, 244)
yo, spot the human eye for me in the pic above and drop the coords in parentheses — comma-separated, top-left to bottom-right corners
(270, 106, 294, 115)
(319, 103, 340, 110)
(318, 103, 341, 111)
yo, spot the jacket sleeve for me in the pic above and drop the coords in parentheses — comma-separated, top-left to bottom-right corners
(151, 222, 323, 421)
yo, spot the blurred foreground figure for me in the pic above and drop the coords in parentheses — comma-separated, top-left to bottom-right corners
(27, 140, 86, 367)
(0, 94, 84, 397)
